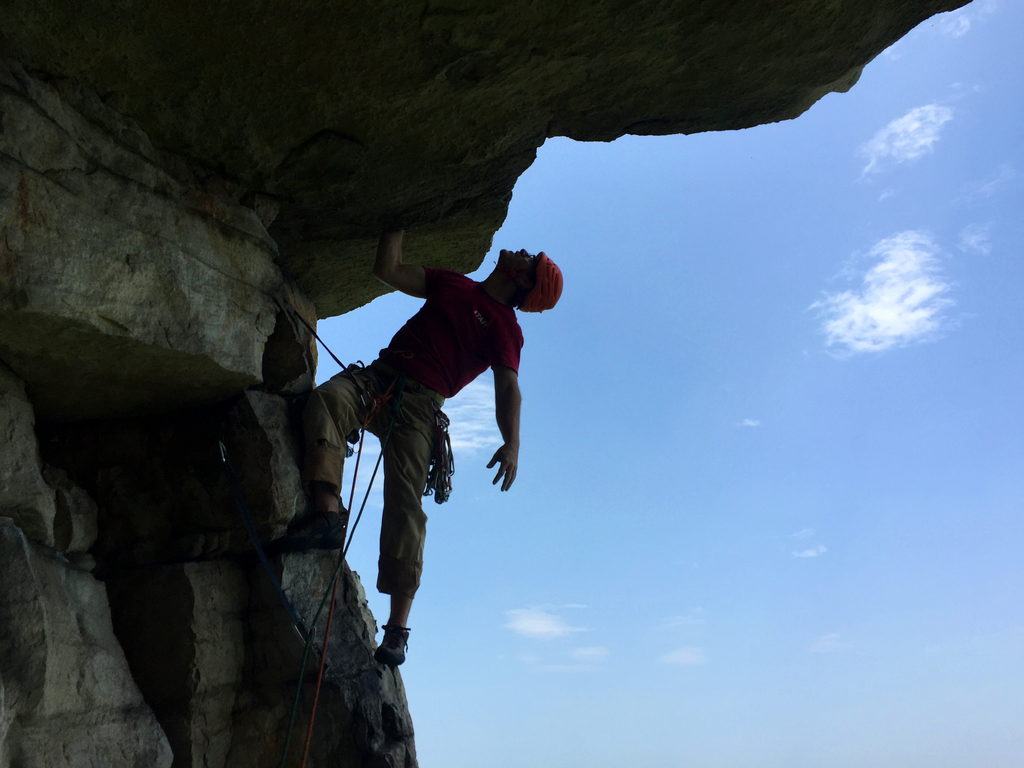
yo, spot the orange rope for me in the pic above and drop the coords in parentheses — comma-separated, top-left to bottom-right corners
(300, 561, 343, 764)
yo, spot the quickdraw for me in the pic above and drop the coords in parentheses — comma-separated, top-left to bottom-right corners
(423, 404, 454, 504)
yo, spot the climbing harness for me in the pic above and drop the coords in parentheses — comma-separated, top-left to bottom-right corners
(370, 362, 454, 506)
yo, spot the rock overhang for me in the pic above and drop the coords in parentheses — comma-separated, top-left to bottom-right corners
(0, 0, 969, 320)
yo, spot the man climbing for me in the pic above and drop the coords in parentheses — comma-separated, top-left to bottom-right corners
(292, 229, 562, 667)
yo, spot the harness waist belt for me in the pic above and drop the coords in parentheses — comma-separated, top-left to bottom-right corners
(371, 360, 445, 406)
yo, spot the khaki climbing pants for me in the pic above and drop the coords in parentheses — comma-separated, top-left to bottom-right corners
(302, 360, 442, 598)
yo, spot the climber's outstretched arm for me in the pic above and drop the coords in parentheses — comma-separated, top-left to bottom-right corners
(373, 230, 426, 298)
(487, 365, 521, 492)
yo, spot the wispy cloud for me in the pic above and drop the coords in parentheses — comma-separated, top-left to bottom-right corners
(957, 164, 1017, 204)
(570, 646, 609, 663)
(924, 624, 1024, 655)
(660, 646, 707, 666)
(664, 608, 706, 628)
(789, 528, 816, 540)
(811, 231, 954, 354)
(504, 607, 585, 639)
(736, 418, 761, 428)
(444, 379, 499, 454)
(937, 12, 972, 38)
(859, 105, 953, 175)
(958, 223, 993, 256)
(809, 632, 852, 653)
(793, 545, 827, 559)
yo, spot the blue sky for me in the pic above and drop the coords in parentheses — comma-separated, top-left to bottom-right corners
(318, 3, 1022, 766)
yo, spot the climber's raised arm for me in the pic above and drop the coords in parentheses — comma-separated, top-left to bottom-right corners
(373, 230, 426, 298)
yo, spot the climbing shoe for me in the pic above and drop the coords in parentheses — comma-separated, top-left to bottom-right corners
(374, 625, 410, 667)
(273, 507, 348, 553)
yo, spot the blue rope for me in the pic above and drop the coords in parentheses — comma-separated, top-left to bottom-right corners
(219, 441, 309, 641)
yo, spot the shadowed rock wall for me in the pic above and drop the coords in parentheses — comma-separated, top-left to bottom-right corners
(0, 64, 414, 768)
(0, 3, 967, 766)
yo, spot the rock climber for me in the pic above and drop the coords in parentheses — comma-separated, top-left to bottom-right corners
(289, 229, 562, 667)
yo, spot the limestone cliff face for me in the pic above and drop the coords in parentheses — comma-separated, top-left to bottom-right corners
(0, 3, 966, 767)
(0, 63, 413, 768)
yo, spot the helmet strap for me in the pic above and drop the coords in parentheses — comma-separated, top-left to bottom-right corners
(511, 285, 531, 309)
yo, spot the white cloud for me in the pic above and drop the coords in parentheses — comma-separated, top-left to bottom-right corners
(859, 105, 953, 175)
(444, 379, 499, 454)
(938, 13, 972, 38)
(504, 607, 584, 639)
(934, 0, 998, 39)
(793, 545, 827, 559)
(811, 231, 954, 354)
(789, 528, 816, 540)
(809, 632, 852, 653)
(660, 646, 707, 666)
(736, 418, 761, 428)
(958, 223, 993, 256)
(570, 646, 609, 662)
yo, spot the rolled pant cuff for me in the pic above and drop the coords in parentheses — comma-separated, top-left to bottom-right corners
(303, 440, 343, 490)
(377, 554, 422, 598)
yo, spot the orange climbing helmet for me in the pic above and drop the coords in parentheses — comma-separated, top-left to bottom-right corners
(519, 252, 563, 313)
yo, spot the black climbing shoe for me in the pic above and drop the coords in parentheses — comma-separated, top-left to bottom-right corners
(274, 507, 348, 553)
(374, 625, 410, 667)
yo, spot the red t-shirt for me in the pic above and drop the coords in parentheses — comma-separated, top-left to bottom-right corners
(380, 268, 524, 398)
